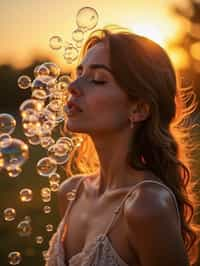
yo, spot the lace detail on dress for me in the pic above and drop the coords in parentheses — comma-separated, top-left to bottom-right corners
(68, 234, 129, 266)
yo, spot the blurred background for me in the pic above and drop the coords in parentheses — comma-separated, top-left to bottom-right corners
(0, 0, 200, 265)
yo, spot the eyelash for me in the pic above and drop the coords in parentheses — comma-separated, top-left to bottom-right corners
(91, 80, 107, 85)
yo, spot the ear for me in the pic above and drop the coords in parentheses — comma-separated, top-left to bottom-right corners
(129, 102, 150, 122)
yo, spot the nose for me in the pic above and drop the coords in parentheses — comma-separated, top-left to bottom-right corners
(67, 79, 82, 96)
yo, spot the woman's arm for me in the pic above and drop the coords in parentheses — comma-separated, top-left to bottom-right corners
(124, 184, 190, 266)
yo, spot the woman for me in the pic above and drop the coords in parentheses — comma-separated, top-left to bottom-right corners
(46, 26, 200, 266)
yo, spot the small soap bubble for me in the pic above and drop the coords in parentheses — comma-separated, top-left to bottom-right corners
(75, 40, 83, 49)
(32, 89, 48, 100)
(42, 62, 61, 78)
(19, 188, 33, 202)
(76, 7, 98, 32)
(27, 135, 41, 146)
(0, 113, 16, 135)
(17, 220, 32, 237)
(72, 28, 84, 42)
(63, 46, 79, 62)
(19, 99, 44, 116)
(8, 251, 22, 265)
(7, 166, 22, 177)
(49, 35, 63, 50)
(56, 137, 73, 152)
(48, 172, 61, 184)
(46, 224, 53, 232)
(37, 157, 57, 176)
(40, 136, 55, 149)
(43, 205, 51, 214)
(50, 182, 59, 192)
(36, 236, 44, 244)
(17, 75, 31, 89)
(3, 208, 16, 221)
(35, 64, 50, 76)
(66, 191, 76, 201)
(24, 216, 31, 222)
(0, 133, 12, 148)
(58, 74, 72, 84)
(41, 187, 51, 202)
(47, 143, 69, 165)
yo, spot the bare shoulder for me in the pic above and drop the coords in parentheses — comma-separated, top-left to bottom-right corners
(57, 174, 86, 218)
(124, 182, 189, 266)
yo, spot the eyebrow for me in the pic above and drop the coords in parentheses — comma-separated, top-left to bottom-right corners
(76, 64, 113, 74)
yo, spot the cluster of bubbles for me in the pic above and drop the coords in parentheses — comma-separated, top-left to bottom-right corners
(49, 7, 99, 64)
(2, 6, 99, 265)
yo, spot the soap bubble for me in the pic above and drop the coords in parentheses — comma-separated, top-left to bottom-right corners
(24, 216, 31, 222)
(8, 251, 22, 265)
(19, 188, 33, 202)
(40, 136, 55, 149)
(58, 74, 72, 84)
(41, 187, 51, 202)
(0, 133, 12, 148)
(72, 28, 84, 42)
(34, 64, 50, 77)
(35, 236, 44, 244)
(17, 75, 31, 89)
(76, 7, 98, 32)
(43, 205, 51, 214)
(0, 138, 29, 171)
(63, 45, 79, 63)
(19, 99, 44, 117)
(17, 220, 32, 237)
(3, 208, 16, 221)
(50, 182, 59, 192)
(7, 166, 22, 177)
(47, 143, 70, 165)
(0, 113, 16, 135)
(42, 62, 61, 78)
(37, 157, 57, 176)
(46, 224, 53, 232)
(66, 191, 76, 201)
(32, 89, 48, 101)
(56, 137, 73, 152)
(49, 35, 63, 50)
(48, 172, 61, 184)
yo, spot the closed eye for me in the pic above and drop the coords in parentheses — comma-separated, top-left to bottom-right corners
(91, 80, 107, 85)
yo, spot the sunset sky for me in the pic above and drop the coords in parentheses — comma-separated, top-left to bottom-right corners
(0, 0, 189, 69)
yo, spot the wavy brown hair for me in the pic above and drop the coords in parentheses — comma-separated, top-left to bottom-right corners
(64, 25, 200, 265)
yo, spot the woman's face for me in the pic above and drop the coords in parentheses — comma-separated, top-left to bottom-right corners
(66, 42, 132, 135)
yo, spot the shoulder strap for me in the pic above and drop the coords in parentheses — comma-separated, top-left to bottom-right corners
(103, 180, 181, 236)
(61, 176, 86, 242)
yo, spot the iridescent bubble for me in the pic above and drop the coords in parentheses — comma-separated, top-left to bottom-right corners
(50, 182, 59, 192)
(35, 236, 44, 244)
(49, 35, 63, 50)
(34, 64, 50, 77)
(0, 133, 12, 148)
(46, 224, 53, 232)
(76, 7, 98, 32)
(43, 205, 51, 214)
(66, 191, 76, 201)
(8, 251, 22, 265)
(72, 28, 84, 42)
(63, 46, 79, 63)
(37, 157, 57, 176)
(0, 138, 29, 170)
(48, 172, 61, 184)
(17, 75, 31, 89)
(19, 188, 33, 202)
(7, 166, 22, 177)
(17, 220, 32, 237)
(41, 187, 51, 202)
(56, 137, 73, 152)
(40, 136, 55, 149)
(0, 113, 16, 135)
(42, 62, 61, 78)
(47, 143, 69, 165)
(3, 208, 16, 221)
(19, 99, 44, 117)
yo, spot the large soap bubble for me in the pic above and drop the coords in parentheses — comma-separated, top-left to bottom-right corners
(76, 7, 98, 32)
(0, 113, 16, 135)
(0, 138, 29, 175)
